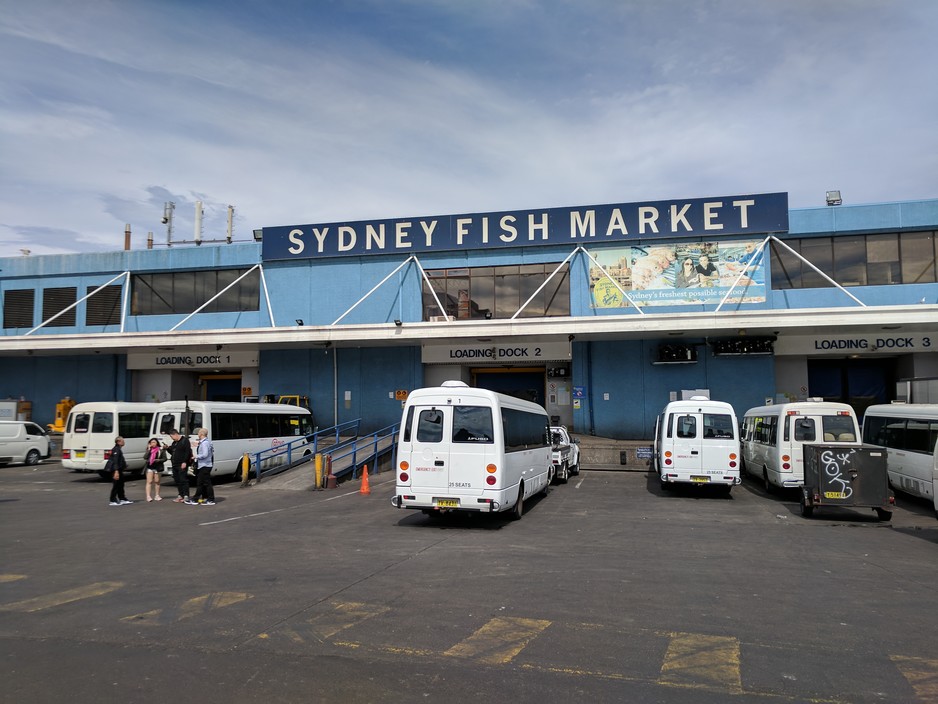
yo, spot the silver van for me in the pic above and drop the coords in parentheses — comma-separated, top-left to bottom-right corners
(0, 420, 52, 466)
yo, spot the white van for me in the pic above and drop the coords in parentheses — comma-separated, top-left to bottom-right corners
(0, 420, 52, 466)
(61, 402, 160, 478)
(391, 381, 552, 519)
(861, 403, 938, 503)
(654, 396, 741, 492)
(741, 400, 860, 491)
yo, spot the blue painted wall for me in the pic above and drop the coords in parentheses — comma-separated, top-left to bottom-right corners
(0, 355, 131, 428)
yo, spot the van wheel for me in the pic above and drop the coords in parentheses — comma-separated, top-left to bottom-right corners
(511, 484, 524, 520)
(875, 508, 892, 522)
(763, 468, 774, 494)
(570, 462, 579, 476)
(25, 450, 41, 466)
(558, 464, 569, 484)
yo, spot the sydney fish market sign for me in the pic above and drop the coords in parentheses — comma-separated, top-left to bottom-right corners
(261, 192, 789, 260)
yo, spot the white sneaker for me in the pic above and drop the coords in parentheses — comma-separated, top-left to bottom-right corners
(120, 500, 133, 505)
(109, 501, 121, 506)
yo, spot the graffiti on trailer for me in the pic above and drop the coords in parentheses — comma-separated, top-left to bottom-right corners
(822, 449, 856, 499)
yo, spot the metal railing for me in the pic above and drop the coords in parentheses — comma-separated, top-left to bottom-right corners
(325, 423, 399, 480)
(252, 419, 362, 481)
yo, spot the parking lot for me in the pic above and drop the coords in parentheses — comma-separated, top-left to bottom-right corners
(2, 460, 938, 704)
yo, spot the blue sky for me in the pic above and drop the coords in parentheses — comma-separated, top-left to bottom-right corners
(2, 0, 937, 256)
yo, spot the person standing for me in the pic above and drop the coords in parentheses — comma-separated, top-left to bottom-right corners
(144, 438, 164, 502)
(192, 427, 215, 506)
(166, 429, 193, 504)
(107, 436, 132, 506)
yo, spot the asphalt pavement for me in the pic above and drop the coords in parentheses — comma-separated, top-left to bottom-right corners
(2, 461, 938, 704)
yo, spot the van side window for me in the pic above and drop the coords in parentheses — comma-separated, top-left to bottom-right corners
(158, 414, 176, 435)
(793, 418, 816, 442)
(416, 409, 445, 443)
(452, 406, 494, 443)
(676, 415, 696, 438)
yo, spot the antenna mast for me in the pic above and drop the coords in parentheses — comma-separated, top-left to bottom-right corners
(161, 202, 175, 247)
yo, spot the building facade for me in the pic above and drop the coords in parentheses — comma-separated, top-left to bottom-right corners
(1, 192, 936, 437)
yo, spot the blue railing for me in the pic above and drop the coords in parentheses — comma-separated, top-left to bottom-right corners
(327, 423, 399, 480)
(253, 419, 361, 480)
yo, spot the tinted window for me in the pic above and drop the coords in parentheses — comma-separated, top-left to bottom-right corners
(822, 415, 856, 441)
(452, 406, 494, 443)
(91, 413, 113, 434)
(73, 413, 91, 434)
(118, 413, 152, 439)
(416, 409, 444, 443)
(502, 408, 549, 452)
(702, 414, 734, 439)
(793, 418, 816, 442)
(676, 415, 696, 439)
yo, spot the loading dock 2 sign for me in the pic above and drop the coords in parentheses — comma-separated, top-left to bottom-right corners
(422, 341, 572, 365)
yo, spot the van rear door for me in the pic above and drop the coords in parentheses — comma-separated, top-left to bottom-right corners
(672, 412, 703, 475)
(406, 405, 452, 496)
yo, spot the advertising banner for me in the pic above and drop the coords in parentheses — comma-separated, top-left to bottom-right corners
(589, 239, 766, 308)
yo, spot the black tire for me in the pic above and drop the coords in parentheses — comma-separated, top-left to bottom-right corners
(763, 468, 774, 494)
(660, 477, 670, 491)
(875, 508, 892, 522)
(800, 493, 813, 518)
(511, 484, 524, 520)
(25, 449, 41, 466)
(722, 484, 732, 496)
(558, 464, 569, 484)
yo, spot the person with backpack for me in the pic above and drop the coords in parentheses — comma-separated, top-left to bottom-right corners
(165, 429, 194, 504)
(192, 427, 215, 506)
(106, 436, 132, 506)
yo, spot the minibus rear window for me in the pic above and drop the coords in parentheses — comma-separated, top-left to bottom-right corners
(416, 409, 445, 443)
(702, 414, 735, 439)
(452, 406, 494, 443)
(676, 415, 697, 438)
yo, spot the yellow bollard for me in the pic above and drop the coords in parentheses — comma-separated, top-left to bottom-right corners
(314, 453, 323, 491)
(240, 453, 251, 487)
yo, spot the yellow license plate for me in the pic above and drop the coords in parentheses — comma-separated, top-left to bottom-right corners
(824, 491, 847, 499)
(437, 498, 460, 508)
(691, 476, 710, 483)
(76, 451, 85, 458)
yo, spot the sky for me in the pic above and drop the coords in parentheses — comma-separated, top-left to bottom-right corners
(1, 0, 937, 258)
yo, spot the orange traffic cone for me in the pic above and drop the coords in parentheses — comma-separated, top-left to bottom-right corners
(360, 464, 371, 495)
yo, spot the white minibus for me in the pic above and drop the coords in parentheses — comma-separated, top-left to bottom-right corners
(62, 402, 160, 478)
(150, 400, 314, 477)
(861, 403, 938, 506)
(390, 381, 552, 519)
(740, 400, 860, 490)
(654, 396, 741, 492)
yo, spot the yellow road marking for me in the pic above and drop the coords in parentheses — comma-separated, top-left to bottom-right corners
(308, 601, 390, 640)
(892, 656, 938, 702)
(178, 592, 253, 620)
(0, 581, 124, 613)
(659, 632, 742, 693)
(444, 616, 551, 665)
(0, 574, 27, 583)
(120, 608, 163, 625)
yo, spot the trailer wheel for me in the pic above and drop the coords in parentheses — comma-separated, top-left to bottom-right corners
(799, 493, 813, 518)
(875, 508, 892, 522)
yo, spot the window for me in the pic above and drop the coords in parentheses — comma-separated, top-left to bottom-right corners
(770, 231, 937, 289)
(86, 285, 122, 326)
(42, 287, 77, 327)
(118, 413, 153, 439)
(423, 263, 570, 320)
(416, 409, 445, 443)
(91, 413, 114, 434)
(452, 406, 494, 443)
(821, 415, 856, 442)
(702, 414, 735, 439)
(131, 269, 260, 315)
(502, 408, 549, 452)
(792, 418, 816, 442)
(3, 289, 34, 329)
(676, 415, 697, 439)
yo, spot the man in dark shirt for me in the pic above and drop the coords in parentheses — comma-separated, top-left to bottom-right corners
(165, 429, 193, 504)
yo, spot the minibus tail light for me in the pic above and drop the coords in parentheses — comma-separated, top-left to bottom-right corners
(62, 450, 71, 460)
(729, 453, 737, 460)
(486, 464, 497, 474)
(400, 460, 409, 471)
(486, 475, 496, 485)
(399, 472, 409, 483)
(781, 454, 790, 462)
